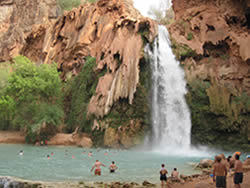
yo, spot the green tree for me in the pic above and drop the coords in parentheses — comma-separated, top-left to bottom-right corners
(64, 56, 98, 133)
(3, 56, 64, 143)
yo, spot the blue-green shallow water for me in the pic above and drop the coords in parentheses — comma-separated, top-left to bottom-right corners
(0, 144, 245, 183)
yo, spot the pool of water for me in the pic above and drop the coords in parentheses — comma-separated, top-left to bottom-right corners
(0, 144, 240, 183)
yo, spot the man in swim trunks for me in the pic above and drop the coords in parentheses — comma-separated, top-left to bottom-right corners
(160, 164, 168, 188)
(90, 160, 105, 176)
(213, 155, 227, 188)
(234, 154, 243, 188)
(109, 161, 118, 173)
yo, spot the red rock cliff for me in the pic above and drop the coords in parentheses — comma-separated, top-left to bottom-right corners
(21, 0, 157, 119)
(0, 0, 59, 62)
(170, 0, 250, 148)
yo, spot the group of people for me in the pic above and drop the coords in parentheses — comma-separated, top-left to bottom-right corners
(160, 164, 180, 188)
(90, 160, 118, 175)
(213, 153, 244, 188)
(18, 148, 247, 188)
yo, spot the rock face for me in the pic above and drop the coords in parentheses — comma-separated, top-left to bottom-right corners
(15, 0, 157, 148)
(170, 0, 250, 149)
(21, 0, 157, 118)
(0, 0, 60, 62)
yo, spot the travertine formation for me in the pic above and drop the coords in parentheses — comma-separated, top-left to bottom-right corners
(22, 0, 157, 119)
(170, 0, 250, 146)
(0, 0, 60, 62)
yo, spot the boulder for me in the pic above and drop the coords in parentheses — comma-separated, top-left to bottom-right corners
(197, 159, 214, 169)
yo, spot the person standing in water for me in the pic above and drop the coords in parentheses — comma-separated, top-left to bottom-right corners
(90, 160, 106, 176)
(160, 164, 168, 188)
(109, 161, 118, 173)
(234, 154, 243, 188)
(19, 150, 24, 156)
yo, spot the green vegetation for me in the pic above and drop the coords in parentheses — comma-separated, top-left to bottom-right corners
(103, 58, 150, 131)
(0, 56, 63, 143)
(57, 0, 97, 11)
(64, 56, 105, 133)
(57, 0, 81, 11)
(186, 32, 193, 41)
(170, 37, 196, 61)
(186, 79, 250, 151)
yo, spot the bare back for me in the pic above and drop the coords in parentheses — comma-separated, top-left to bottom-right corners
(171, 171, 179, 178)
(160, 168, 168, 175)
(213, 162, 227, 176)
(95, 161, 103, 170)
(234, 160, 243, 173)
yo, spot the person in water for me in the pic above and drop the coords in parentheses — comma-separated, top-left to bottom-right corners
(88, 151, 93, 157)
(91, 160, 105, 176)
(234, 154, 243, 188)
(109, 161, 118, 173)
(160, 164, 168, 188)
(19, 150, 24, 156)
(213, 155, 227, 188)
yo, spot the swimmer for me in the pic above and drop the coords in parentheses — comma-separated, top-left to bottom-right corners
(88, 151, 93, 157)
(47, 155, 50, 159)
(109, 161, 118, 173)
(72, 155, 75, 159)
(51, 152, 54, 156)
(19, 150, 24, 156)
(90, 160, 106, 176)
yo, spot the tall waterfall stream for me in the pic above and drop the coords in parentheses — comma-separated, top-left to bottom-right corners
(146, 26, 192, 154)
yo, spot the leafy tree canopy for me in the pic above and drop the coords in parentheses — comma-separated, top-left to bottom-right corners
(0, 56, 64, 143)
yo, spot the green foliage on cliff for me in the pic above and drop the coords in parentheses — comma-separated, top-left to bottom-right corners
(0, 56, 64, 143)
(186, 79, 250, 150)
(64, 56, 105, 133)
(170, 37, 196, 61)
(57, 0, 81, 11)
(57, 0, 97, 11)
(98, 58, 151, 142)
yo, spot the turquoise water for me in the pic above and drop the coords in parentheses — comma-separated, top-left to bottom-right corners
(0, 144, 241, 183)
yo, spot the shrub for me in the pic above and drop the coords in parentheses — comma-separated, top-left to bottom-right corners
(186, 32, 193, 40)
(64, 56, 104, 133)
(57, 0, 81, 11)
(1, 56, 63, 143)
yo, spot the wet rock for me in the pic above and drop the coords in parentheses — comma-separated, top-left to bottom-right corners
(142, 180, 154, 186)
(196, 159, 213, 169)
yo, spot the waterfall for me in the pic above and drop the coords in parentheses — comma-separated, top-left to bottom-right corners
(146, 25, 192, 154)
(134, 0, 210, 156)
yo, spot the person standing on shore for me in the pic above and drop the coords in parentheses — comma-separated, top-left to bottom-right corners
(160, 164, 169, 188)
(234, 154, 243, 188)
(213, 155, 227, 188)
(90, 160, 106, 176)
